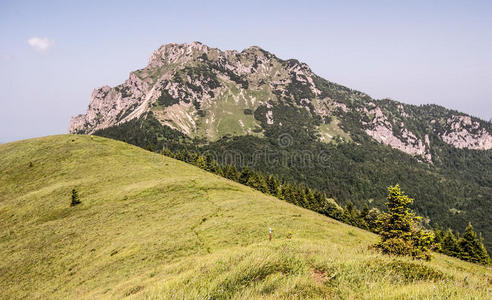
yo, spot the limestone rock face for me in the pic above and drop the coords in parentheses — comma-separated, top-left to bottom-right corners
(362, 106, 432, 162)
(441, 116, 492, 150)
(70, 42, 492, 162)
(69, 72, 149, 134)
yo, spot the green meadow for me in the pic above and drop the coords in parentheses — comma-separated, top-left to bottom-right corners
(0, 135, 490, 299)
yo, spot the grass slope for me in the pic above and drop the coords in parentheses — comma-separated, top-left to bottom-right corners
(0, 135, 490, 299)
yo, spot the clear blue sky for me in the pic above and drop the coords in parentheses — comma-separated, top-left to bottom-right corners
(1, 0, 491, 142)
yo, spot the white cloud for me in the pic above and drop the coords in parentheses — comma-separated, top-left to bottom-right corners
(27, 37, 54, 52)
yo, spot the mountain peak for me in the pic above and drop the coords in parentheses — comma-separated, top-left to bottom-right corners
(241, 45, 270, 55)
(147, 41, 212, 67)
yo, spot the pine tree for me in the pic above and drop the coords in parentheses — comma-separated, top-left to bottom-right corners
(247, 173, 269, 194)
(458, 223, 491, 265)
(213, 163, 224, 177)
(194, 155, 207, 169)
(239, 166, 253, 185)
(204, 154, 216, 172)
(71, 188, 81, 206)
(256, 173, 269, 194)
(224, 165, 239, 181)
(282, 183, 296, 204)
(343, 201, 356, 225)
(360, 204, 369, 220)
(379, 184, 415, 241)
(312, 191, 325, 212)
(412, 230, 435, 260)
(376, 184, 431, 259)
(304, 187, 316, 210)
(433, 229, 443, 252)
(266, 175, 280, 196)
(441, 229, 460, 257)
(294, 186, 308, 207)
(342, 202, 368, 229)
(477, 232, 491, 265)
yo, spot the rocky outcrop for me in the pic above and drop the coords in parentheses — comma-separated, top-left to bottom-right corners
(69, 72, 150, 134)
(362, 107, 432, 162)
(440, 116, 492, 150)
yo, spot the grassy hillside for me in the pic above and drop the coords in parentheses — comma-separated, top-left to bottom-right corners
(0, 135, 490, 299)
(95, 112, 492, 253)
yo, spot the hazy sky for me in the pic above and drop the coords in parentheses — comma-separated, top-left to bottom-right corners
(1, 0, 491, 142)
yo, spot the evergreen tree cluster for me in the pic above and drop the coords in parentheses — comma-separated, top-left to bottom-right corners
(434, 224, 491, 265)
(340, 202, 382, 232)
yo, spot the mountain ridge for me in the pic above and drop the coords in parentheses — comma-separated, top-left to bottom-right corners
(70, 42, 492, 164)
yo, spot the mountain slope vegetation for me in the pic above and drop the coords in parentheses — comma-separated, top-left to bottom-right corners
(75, 42, 492, 252)
(95, 112, 492, 252)
(0, 135, 491, 299)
